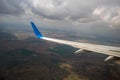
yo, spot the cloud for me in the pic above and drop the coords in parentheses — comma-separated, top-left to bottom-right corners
(0, 0, 120, 37)
(29, 0, 68, 20)
(27, 0, 120, 28)
(0, 0, 119, 23)
(0, 0, 28, 15)
(93, 6, 120, 27)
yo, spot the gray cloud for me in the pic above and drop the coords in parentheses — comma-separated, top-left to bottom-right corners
(93, 6, 120, 27)
(29, 0, 68, 20)
(26, 0, 120, 27)
(0, 0, 119, 21)
(0, 0, 120, 38)
(0, 0, 29, 15)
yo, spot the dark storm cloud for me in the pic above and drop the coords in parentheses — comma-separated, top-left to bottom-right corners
(0, 0, 29, 15)
(0, 0, 120, 28)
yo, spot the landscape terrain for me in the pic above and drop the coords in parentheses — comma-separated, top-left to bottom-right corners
(0, 28, 120, 80)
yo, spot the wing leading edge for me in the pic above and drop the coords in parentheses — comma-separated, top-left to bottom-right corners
(30, 22, 120, 61)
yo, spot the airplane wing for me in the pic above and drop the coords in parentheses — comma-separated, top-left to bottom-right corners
(30, 22, 120, 61)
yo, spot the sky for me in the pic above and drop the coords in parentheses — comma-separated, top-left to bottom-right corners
(0, 0, 120, 39)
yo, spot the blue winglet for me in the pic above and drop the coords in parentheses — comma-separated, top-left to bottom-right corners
(30, 22, 43, 38)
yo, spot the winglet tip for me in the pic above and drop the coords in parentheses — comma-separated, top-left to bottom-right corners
(30, 21, 44, 38)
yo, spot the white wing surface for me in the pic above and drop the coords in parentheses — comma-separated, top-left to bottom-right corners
(30, 22, 120, 61)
